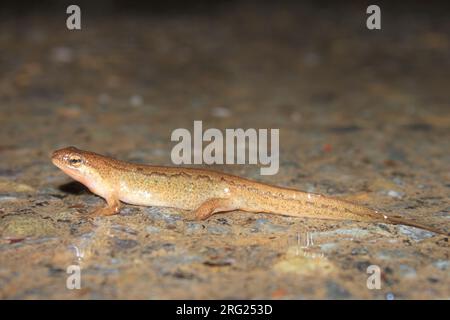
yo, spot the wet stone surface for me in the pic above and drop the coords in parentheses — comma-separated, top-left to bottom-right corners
(0, 3, 449, 299)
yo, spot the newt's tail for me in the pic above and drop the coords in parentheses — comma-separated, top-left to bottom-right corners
(236, 182, 448, 236)
(384, 215, 449, 236)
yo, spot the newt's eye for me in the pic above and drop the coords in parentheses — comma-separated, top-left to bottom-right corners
(68, 156, 82, 167)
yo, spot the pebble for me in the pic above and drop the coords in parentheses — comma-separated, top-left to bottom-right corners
(0, 195, 18, 202)
(211, 107, 231, 118)
(398, 264, 417, 278)
(386, 293, 395, 300)
(432, 260, 450, 270)
(143, 242, 176, 254)
(113, 238, 139, 250)
(51, 46, 73, 63)
(387, 190, 404, 198)
(130, 94, 143, 107)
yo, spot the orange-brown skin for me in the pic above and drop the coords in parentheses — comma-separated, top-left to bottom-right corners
(51, 147, 445, 235)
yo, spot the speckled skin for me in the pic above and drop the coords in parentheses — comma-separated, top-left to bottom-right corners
(51, 147, 445, 234)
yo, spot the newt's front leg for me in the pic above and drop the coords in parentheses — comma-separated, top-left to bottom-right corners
(90, 195, 121, 216)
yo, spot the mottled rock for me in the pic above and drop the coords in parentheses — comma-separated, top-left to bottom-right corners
(397, 225, 435, 241)
(113, 238, 139, 250)
(144, 207, 182, 223)
(398, 264, 417, 278)
(0, 215, 59, 238)
(185, 222, 205, 234)
(376, 250, 407, 260)
(351, 247, 369, 255)
(326, 281, 351, 299)
(432, 260, 450, 271)
(312, 228, 370, 239)
(319, 243, 338, 252)
(0, 179, 34, 193)
(143, 242, 176, 254)
(145, 225, 161, 234)
(252, 218, 289, 233)
(387, 190, 404, 199)
(206, 225, 231, 235)
(274, 246, 334, 275)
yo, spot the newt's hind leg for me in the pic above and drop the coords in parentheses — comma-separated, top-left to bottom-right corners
(191, 198, 236, 220)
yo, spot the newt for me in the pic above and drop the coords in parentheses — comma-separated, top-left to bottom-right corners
(51, 146, 446, 235)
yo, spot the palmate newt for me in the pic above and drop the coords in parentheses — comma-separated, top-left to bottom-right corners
(51, 147, 446, 235)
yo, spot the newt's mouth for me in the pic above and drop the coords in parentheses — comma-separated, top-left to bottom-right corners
(51, 156, 68, 172)
(52, 159, 89, 186)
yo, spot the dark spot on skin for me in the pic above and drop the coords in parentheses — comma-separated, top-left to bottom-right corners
(137, 167, 144, 171)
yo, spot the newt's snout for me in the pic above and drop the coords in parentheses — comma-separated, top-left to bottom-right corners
(51, 146, 83, 168)
(51, 149, 64, 167)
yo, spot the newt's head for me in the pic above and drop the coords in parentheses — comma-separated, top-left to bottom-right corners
(52, 146, 104, 190)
